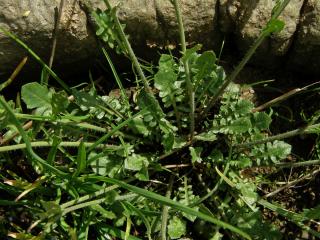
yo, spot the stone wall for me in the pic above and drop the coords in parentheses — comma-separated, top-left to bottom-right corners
(0, 0, 319, 77)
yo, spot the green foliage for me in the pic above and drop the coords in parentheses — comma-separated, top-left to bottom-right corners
(168, 216, 186, 239)
(21, 82, 51, 109)
(89, 152, 122, 177)
(154, 54, 184, 109)
(0, 0, 318, 239)
(93, 6, 127, 55)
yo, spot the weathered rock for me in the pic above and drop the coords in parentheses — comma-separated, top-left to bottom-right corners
(219, 0, 304, 67)
(0, 0, 219, 77)
(0, 0, 97, 77)
(288, 0, 320, 75)
(0, 0, 320, 78)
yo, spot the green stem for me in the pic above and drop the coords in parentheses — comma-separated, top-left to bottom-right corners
(10, 113, 106, 132)
(160, 175, 174, 240)
(104, 177, 251, 239)
(0, 141, 122, 152)
(102, 0, 150, 92)
(236, 123, 320, 148)
(61, 184, 119, 209)
(61, 176, 135, 209)
(87, 109, 146, 152)
(202, 0, 291, 117)
(258, 199, 320, 238)
(0, 97, 68, 177)
(0, 27, 70, 93)
(102, 47, 132, 116)
(171, 0, 195, 139)
(191, 162, 230, 207)
(62, 193, 137, 215)
(170, 93, 182, 131)
(203, 31, 269, 116)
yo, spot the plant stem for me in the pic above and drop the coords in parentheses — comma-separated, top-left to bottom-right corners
(160, 175, 174, 240)
(170, 93, 182, 131)
(44, 0, 64, 84)
(253, 88, 302, 112)
(62, 193, 137, 215)
(203, 31, 269, 116)
(11, 113, 107, 132)
(102, 0, 150, 92)
(236, 123, 320, 148)
(0, 26, 70, 93)
(0, 141, 122, 152)
(0, 57, 27, 92)
(171, 0, 195, 139)
(202, 0, 291, 117)
(61, 184, 119, 209)
(258, 199, 320, 238)
(102, 47, 131, 116)
(264, 167, 320, 198)
(276, 159, 320, 168)
(88, 109, 146, 152)
(0, 97, 68, 177)
(105, 178, 251, 239)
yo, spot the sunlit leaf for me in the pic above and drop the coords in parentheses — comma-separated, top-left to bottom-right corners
(168, 216, 186, 239)
(227, 117, 252, 134)
(21, 82, 51, 109)
(124, 154, 149, 171)
(252, 112, 272, 131)
(89, 152, 122, 177)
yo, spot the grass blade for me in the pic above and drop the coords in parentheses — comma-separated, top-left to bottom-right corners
(103, 178, 251, 240)
(0, 96, 68, 177)
(0, 26, 70, 93)
(101, 47, 132, 116)
(73, 141, 87, 178)
(88, 109, 146, 152)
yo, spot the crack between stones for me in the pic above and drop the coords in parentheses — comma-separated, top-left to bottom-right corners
(283, 0, 309, 65)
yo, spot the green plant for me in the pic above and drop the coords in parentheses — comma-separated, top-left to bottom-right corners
(1, 0, 320, 239)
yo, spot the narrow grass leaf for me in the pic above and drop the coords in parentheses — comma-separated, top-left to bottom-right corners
(78, 209, 92, 240)
(0, 26, 70, 92)
(104, 178, 251, 240)
(0, 96, 68, 177)
(122, 201, 152, 240)
(46, 137, 61, 165)
(95, 223, 142, 240)
(73, 141, 87, 178)
(88, 109, 146, 152)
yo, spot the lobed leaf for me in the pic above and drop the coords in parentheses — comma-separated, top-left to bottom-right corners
(21, 82, 51, 109)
